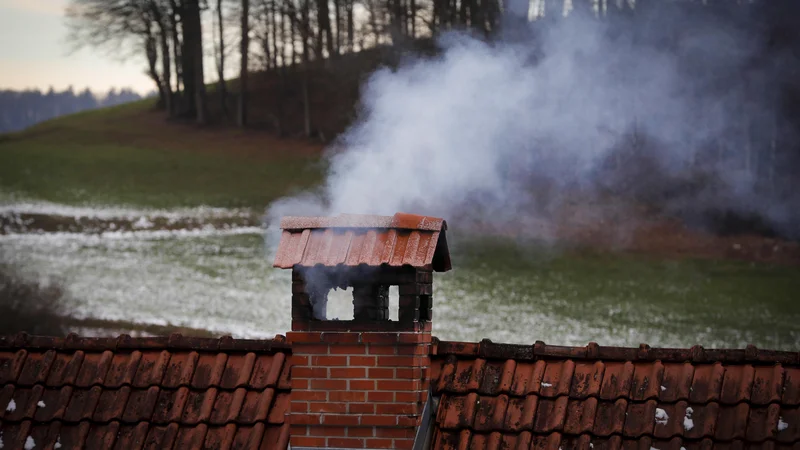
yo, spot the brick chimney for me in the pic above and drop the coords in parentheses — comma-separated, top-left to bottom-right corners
(273, 213, 450, 449)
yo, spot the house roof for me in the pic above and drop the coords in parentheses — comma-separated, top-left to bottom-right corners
(0, 333, 291, 450)
(273, 212, 452, 272)
(2, 333, 799, 449)
(428, 339, 800, 449)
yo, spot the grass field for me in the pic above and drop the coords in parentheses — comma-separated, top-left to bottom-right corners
(1, 103, 798, 349)
(0, 101, 324, 208)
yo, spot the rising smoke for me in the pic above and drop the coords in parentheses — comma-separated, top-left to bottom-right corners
(268, 2, 799, 242)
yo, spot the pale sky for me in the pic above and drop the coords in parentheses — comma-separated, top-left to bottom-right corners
(0, 0, 155, 94)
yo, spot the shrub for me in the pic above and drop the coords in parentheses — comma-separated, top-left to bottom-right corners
(0, 265, 70, 336)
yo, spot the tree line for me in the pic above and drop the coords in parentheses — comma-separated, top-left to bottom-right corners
(65, 0, 800, 125)
(0, 88, 144, 134)
(63, 0, 800, 236)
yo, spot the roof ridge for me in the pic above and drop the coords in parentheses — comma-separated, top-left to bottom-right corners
(431, 338, 800, 365)
(435, 429, 791, 444)
(433, 391, 800, 408)
(0, 333, 292, 353)
(0, 417, 283, 427)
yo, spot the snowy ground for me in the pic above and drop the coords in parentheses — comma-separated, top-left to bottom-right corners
(2, 201, 798, 349)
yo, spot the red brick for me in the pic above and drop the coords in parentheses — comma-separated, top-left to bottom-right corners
(309, 402, 347, 413)
(330, 391, 366, 402)
(368, 346, 397, 355)
(362, 333, 399, 344)
(293, 344, 330, 354)
(290, 355, 309, 366)
(368, 368, 395, 379)
(309, 426, 347, 436)
(291, 436, 326, 446)
(367, 391, 394, 402)
(396, 367, 425, 379)
(349, 356, 377, 366)
(293, 391, 327, 401)
(290, 425, 309, 437)
(361, 415, 398, 426)
(322, 414, 361, 426)
(394, 437, 415, 449)
(291, 401, 309, 413)
(286, 332, 323, 343)
(330, 345, 368, 355)
(292, 378, 309, 390)
(330, 367, 366, 378)
(397, 333, 431, 343)
(329, 437, 367, 447)
(311, 379, 347, 390)
(350, 379, 375, 390)
(376, 403, 419, 415)
(347, 427, 375, 437)
(377, 356, 425, 367)
(397, 416, 418, 427)
(377, 379, 422, 391)
(396, 345, 430, 356)
(322, 332, 362, 344)
(290, 413, 322, 425)
(312, 356, 348, 366)
(293, 367, 328, 378)
(396, 391, 425, 403)
(366, 438, 394, 448)
(349, 403, 375, 414)
(376, 428, 416, 439)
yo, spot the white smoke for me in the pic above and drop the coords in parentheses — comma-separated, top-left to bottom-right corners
(268, 5, 798, 240)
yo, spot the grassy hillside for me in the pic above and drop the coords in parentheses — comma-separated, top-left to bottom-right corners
(0, 100, 325, 208)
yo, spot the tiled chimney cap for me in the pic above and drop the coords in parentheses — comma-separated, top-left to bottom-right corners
(274, 212, 451, 271)
(279, 212, 446, 231)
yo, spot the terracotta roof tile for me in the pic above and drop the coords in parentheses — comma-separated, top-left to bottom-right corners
(784, 368, 800, 406)
(431, 340, 800, 450)
(45, 351, 84, 387)
(570, 361, 605, 399)
(273, 213, 452, 271)
(0, 335, 291, 450)
(131, 351, 170, 388)
(778, 407, 800, 443)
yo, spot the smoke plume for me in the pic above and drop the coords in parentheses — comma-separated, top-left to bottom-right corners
(268, 3, 799, 242)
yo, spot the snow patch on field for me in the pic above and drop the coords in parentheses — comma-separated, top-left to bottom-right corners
(0, 201, 252, 221)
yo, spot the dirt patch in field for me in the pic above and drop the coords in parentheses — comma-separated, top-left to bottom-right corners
(467, 201, 800, 265)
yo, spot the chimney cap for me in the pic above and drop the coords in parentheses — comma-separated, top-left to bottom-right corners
(273, 212, 451, 271)
(279, 212, 446, 231)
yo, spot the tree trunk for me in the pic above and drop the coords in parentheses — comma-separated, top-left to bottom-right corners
(151, 1, 174, 115)
(301, 0, 312, 137)
(179, 0, 197, 118)
(145, 33, 167, 108)
(238, 0, 250, 127)
(333, 0, 341, 53)
(346, 0, 354, 51)
(320, 0, 334, 58)
(289, 3, 298, 64)
(216, 0, 228, 118)
(168, 0, 183, 95)
(159, 31, 173, 114)
(185, 0, 207, 124)
(270, 0, 279, 67)
(409, 0, 416, 37)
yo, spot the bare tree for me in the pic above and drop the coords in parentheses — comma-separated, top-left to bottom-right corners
(66, 0, 169, 107)
(239, 0, 250, 127)
(215, 0, 229, 117)
(151, 0, 174, 115)
(183, 0, 208, 123)
(316, 0, 335, 59)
